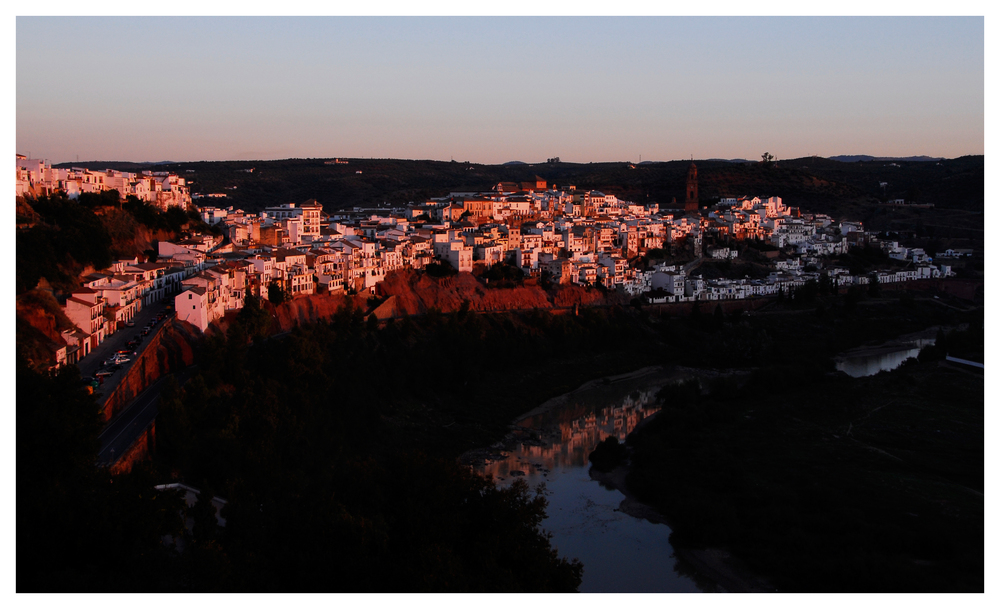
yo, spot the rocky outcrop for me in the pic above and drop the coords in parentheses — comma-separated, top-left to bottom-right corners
(15, 289, 79, 370)
(552, 284, 620, 308)
(376, 269, 551, 315)
(16, 290, 73, 345)
(269, 292, 370, 333)
(212, 269, 625, 337)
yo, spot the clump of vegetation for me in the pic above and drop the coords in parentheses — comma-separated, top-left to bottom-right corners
(15, 192, 215, 295)
(17, 355, 187, 591)
(17, 193, 115, 293)
(149, 303, 682, 591)
(424, 260, 457, 278)
(625, 329, 983, 592)
(588, 436, 627, 471)
(478, 261, 525, 288)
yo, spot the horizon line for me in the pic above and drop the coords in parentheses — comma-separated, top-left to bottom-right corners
(28, 153, 980, 167)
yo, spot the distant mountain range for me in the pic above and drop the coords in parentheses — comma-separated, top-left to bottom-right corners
(827, 155, 944, 163)
(54, 160, 177, 169)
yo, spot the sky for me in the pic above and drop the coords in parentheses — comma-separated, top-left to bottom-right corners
(15, 15, 985, 165)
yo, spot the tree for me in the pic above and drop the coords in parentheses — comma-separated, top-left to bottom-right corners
(761, 152, 775, 167)
(17, 355, 185, 590)
(844, 285, 863, 312)
(713, 303, 725, 325)
(236, 294, 273, 340)
(818, 274, 831, 296)
(797, 279, 819, 304)
(867, 272, 881, 297)
(267, 281, 287, 305)
(190, 486, 220, 546)
(425, 260, 457, 278)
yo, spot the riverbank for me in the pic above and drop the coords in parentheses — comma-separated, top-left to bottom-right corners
(514, 365, 668, 421)
(832, 325, 948, 361)
(589, 465, 776, 593)
(459, 365, 709, 470)
(622, 352, 984, 591)
(465, 363, 777, 593)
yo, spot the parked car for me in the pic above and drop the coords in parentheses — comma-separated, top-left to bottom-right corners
(125, 321, 135, 327)
(95, 370, 114, 378)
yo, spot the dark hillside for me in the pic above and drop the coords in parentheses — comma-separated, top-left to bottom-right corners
(789, 155, 983, 212)
(56, 156, 983, 223)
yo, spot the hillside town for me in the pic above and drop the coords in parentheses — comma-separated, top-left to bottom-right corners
(16, 155, 192, 210)
(19, 157, 956, 371)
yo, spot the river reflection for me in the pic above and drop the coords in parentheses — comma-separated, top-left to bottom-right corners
(835, 338, 935, 378)
(470, 369, 707, 592)
(479, 387, 660, 481)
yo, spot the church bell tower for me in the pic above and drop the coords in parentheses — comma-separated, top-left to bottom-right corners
(685, 162, 699, 213)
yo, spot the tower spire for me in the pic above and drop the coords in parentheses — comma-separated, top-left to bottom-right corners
(685, 162, 699, 214)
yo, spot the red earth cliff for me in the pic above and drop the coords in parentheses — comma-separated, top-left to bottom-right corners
(212, 269, 626, 337)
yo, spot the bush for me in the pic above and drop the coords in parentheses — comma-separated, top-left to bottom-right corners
(425, 260, 457, 278)
(589, 436, 628, 471)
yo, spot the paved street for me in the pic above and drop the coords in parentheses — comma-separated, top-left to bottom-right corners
(79, 300, 173, 412)
(96, 366, 195, 467)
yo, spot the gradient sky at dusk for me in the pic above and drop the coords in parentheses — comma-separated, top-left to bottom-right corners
(16, 16, 984, 164)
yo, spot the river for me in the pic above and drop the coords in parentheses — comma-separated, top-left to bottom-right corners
(834, 328, 941, 377)
(460, 326, 956, 591)
(461, 366, 716, 593)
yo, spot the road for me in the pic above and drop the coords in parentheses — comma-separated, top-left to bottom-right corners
(96, 365, 196, 467)
(79, 301, 173, 411)
(682, 256, 705, 274)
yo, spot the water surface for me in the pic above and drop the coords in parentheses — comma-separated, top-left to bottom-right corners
(835, 338, 935, 377)
(470, 369, 706, 592)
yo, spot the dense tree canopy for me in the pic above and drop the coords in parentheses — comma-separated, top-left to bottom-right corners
(17, 355, 187, 591)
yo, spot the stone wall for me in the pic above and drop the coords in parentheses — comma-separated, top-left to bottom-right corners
(109, 421, 155, 475)
(101, 320, 199, 422)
